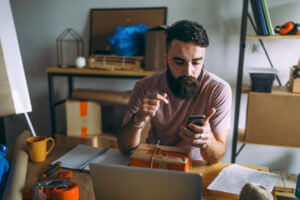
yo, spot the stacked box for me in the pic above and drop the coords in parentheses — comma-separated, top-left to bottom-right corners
(66, 100, 102, 136)
(245, 91, 300, 147)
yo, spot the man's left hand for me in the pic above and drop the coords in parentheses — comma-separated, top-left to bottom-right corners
(179, 108, 216, 149)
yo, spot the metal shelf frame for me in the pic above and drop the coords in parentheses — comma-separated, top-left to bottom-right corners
(231, 0, 283, 163)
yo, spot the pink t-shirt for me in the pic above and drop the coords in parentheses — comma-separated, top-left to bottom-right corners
(122, 69, 232, 161)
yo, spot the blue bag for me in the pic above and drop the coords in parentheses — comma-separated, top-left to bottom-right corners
(0, 144, 9, 194)
(108, 24, 150, 56)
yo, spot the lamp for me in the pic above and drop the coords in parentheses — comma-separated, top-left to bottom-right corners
(0, 0, 36, 142)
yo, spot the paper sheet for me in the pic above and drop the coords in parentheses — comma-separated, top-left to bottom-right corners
(87, 148, 130, 170)
(207, 164, 280, 195)
(51, 144, 107, 170)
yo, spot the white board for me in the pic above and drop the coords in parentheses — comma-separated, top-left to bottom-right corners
(0, 0, 32, 117)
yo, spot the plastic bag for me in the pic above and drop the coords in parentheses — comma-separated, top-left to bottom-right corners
(108, 24, 150, 56)
(0, 144, 9, 194)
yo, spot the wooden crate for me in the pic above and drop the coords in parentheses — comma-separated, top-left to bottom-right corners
(88, 55, 143, 71)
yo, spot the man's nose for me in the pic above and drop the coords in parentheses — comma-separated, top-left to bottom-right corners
(184, 63, 193, 76)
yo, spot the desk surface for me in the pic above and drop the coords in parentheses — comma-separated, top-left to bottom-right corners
(25, 144, 275, 200)
(47, 67, 155, 77)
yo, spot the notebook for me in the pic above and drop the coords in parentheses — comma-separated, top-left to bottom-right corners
(50, 144, 130, 171)
(90, 163, 202, 200)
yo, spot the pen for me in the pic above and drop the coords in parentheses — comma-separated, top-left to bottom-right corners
(39, 161, 62, 181)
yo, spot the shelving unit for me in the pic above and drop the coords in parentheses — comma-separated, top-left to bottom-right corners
(231, 0, 300, 163)
(47, 67, 155, 138)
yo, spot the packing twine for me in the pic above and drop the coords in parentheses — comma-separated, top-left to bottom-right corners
(102, 56, 106, 67)
(239, 182, 273, 200)
(122, 57, 126, 67)
(150, 140, 168, 169)
(149, 140, 192, 169)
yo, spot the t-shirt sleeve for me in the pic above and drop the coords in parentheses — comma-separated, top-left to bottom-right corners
(122, 81, 144, 126)
(209, 82, 232, 133)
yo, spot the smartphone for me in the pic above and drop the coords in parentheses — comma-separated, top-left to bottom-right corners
(186, 115, 206, 129)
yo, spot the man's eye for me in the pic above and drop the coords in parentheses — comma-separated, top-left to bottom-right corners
(193, 62, 201, 65)
(175, 62, 184, 65)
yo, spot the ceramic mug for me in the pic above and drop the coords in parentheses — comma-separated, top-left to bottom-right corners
(27, 136, 55, 163)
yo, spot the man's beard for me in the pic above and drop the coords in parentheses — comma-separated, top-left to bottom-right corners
(166, 64, 203, 101)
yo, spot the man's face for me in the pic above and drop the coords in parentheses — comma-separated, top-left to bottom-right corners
(164, 40, 206, 100)
(164, 40, 206, 79)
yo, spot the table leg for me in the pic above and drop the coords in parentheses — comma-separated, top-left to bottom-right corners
(48, 74, 56, 138)
(68, 76, 73, 98)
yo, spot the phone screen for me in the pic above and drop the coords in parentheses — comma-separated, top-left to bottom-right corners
(186, 115, 206, 127)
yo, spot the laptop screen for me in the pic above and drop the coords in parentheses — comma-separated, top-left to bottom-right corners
(90, 163, 202, 200)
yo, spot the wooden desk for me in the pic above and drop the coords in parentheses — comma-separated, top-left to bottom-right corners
(24, 144, 276, 200)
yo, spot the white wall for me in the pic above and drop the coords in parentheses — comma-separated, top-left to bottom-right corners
(6, 0, 300, 173)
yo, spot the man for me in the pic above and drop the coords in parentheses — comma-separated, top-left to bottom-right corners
(118, 20, 232, 164)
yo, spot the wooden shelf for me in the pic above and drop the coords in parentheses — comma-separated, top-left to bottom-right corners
(242, 84, 289, 93)
(47, 67, 155, 77)
(246, 35, 300, 40)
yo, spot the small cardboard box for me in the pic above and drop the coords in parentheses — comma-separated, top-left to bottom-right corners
(245, 91, 300, 147)
(55, 133, 100, 147)
(55, 133, 117, 148)
(66, 100, 102, 136)
(288, 66, 300, 93)
(130, 143, 190, 172)
(144, 26, 166, 71)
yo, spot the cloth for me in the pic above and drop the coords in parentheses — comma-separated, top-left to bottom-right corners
(122, 69, 232, 161)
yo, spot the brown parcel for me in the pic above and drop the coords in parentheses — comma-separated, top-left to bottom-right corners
(130, 143, 190, 172)
(245, 91, 300, 147)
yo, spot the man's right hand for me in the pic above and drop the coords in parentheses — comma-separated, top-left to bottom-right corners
(134, 92, 169, 126)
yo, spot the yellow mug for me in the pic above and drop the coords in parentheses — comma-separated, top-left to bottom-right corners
(27, 136, 55, 163)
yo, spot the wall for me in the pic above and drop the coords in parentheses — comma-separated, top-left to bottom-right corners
(6, 0, 300, 173)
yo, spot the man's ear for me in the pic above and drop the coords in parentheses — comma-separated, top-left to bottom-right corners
(163, 51, 167, 67)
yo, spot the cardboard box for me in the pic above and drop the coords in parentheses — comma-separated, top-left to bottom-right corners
(55, 133, 117, 148)
(288, 66, 300, 93)
(145, 26, 166, 71)
(55, 133, 100, 147)
(66, 100, 102, 136)
(245, 91, 300, 147)
(98, 133, 118, 148)
(130, 144, 190, 172)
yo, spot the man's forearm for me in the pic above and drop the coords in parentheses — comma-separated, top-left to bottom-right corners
(200, 139, 226, 164)
(118, 115, 146, 154)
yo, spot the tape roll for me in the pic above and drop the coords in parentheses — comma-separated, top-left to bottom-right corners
(239, 182, 273, 200)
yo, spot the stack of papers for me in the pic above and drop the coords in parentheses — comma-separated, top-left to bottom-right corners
(207, 164, 280, 195)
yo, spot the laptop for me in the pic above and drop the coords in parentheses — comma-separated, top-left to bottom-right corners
(89, 163, 202, 200)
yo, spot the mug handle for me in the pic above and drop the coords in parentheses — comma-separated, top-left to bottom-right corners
(46, 137, 55, 155)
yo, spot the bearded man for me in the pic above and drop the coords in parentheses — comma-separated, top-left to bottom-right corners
(118, 20, 232, 164)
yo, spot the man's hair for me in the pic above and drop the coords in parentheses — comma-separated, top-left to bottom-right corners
(165, 20, 209, 51)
